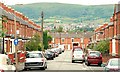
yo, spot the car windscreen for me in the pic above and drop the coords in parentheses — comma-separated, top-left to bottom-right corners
(89, 52, 100, 57)
(110, 59, 120, 66)
(26, 53, 43, 58)
(74, 48, 82, 51)
(74, 50, 83, 54)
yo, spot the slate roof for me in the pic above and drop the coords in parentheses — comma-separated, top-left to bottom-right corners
(116, 4, 120, 13)
(48, 32, 94, 38)
(7, 13, 14, 20)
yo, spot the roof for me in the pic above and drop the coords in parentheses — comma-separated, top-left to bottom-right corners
(7, 13, 14, 20)
(116, 4, 120, 13)
(48, 32, 93, 38)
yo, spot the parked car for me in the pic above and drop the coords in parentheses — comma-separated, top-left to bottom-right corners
(25, 51, 47, 70)
(0, 54, 16, 72)
(85, 51, 102, 66)
(58, 45, 65, 52)
(44, 51, 54, 60)
(102, 58, 120, 72)
(49, 51, 56, 58)
(72, 47, 85, 63)
(51, 48, 59, 57)
(56, 48, 62, 54)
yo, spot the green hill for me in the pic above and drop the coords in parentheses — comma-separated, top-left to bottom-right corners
(10, 3, 114, 25)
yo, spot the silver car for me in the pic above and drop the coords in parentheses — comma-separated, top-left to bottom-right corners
(72, 48, 85, 63)
(24, 51, 47, 70)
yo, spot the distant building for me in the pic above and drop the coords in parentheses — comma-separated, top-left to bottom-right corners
(48, 32, 93, 50)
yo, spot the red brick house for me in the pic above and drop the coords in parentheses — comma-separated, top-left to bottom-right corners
(0, 2, 41, 53)
(48, 32, 93, 50)
(90, 4, 120, 57)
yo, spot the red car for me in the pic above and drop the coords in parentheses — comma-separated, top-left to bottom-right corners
(85, 51, 102, 66)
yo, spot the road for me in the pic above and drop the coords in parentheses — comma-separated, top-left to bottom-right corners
(23, 50, 104, 72)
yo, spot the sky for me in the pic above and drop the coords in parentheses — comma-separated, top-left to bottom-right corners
(0, 0, 120, 5)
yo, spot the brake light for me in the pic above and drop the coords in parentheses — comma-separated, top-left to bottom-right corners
(100, 54, 102, 57)
(99, 54, 102, 59)
(0, 69, 4, 72)
(72, 55, 74, 58)
(82, 55, 84, 58)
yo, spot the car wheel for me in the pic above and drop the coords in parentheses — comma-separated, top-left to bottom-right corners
(41, 67, 45, 70)
(72, 60, 74, 63)
(86, 61, 90, 66)
(45, 65, 47, 69)
(23, 68, 27, 71)
(51, 57, 54, 60)
(98, 62, 102, 66)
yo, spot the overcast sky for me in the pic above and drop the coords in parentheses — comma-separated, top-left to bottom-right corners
(0, 0, 120, 5)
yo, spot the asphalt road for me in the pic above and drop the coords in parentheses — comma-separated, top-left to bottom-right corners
(23, 50, 104, 72)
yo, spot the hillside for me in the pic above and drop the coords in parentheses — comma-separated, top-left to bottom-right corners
(10, 3, 114, 28)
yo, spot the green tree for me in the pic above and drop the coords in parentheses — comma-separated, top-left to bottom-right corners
(25, 33, 42, 51)
(47, 35, 52, 42)
(93, 40, 109, 54)
(43, 31, 48, 50)
(87, 43, 94, 49)
(56, 26, 63, 44)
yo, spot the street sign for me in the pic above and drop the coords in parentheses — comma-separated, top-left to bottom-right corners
(14, 39, 18, 46)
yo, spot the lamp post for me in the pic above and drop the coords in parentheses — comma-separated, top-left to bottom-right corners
(41, 11, 44, 51)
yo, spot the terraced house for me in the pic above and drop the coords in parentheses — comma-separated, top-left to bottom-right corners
(48, 32, 93, 50)
(90, 4, 120, 57)
(0, 2, 41, 53)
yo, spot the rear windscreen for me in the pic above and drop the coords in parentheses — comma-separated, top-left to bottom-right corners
(89, 52, 100, 57)
(26, 53, 43, 58)
(74, 48, 82, 51)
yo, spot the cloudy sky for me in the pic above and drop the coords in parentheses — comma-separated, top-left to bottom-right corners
(0, 0, 120, 5)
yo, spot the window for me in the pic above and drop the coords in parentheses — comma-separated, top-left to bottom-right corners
(110, 60, 120, 66)
(26, 53, 43, 58)
(62, 38, 65, 42)
(71, 38, 74, 42)
(89, 52, 100, 57)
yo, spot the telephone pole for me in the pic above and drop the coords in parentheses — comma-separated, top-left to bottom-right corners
(41, 11, 44, 51)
